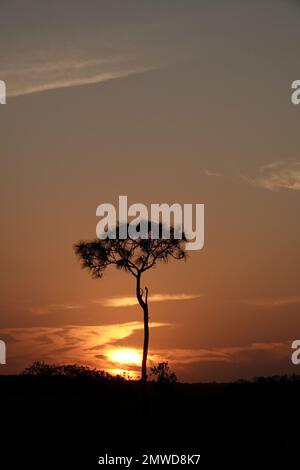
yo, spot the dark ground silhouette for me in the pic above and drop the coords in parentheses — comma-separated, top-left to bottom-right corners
(0, 363, 299, 455)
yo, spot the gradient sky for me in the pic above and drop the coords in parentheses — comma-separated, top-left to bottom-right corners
(1, 0, 300, 381)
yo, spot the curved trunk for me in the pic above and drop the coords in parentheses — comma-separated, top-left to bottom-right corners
(136, 273, 149, 382)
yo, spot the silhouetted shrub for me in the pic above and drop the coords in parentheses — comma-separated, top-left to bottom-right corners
(150, 362, 177, 384)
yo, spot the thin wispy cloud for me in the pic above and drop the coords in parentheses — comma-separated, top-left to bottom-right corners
(96, 293, 203, 308)
(29, 293, 203, 315)
(153, 342, 289, 365)
(203, 169, 223, 177)
(29, 303, 82, 316)
(242, 160, 300, 191)
(7, 61, 158, 98)
(203, 160, 300, 192)
(1, 2, 198, 98)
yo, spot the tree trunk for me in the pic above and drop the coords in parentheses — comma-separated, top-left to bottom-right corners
(136, 273, 149, 382)
(141, 297, 149, 383)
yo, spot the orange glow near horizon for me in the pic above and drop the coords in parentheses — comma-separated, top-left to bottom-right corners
(106, 348, 142, 380)
(108, 348, 142, 366)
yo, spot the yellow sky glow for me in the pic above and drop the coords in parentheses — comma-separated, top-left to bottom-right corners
(98, 293, 203, 308)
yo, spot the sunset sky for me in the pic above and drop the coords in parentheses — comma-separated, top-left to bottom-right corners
(1, 0, 300, 381)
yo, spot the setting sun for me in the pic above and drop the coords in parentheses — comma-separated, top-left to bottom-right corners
(108, 348, 142, 366)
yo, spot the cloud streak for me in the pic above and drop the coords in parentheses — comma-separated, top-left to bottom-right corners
(6, 60, 158, 98)
(0, 321, 168, 374)
(242, 160, 300, 191)
(0, 323, 292, 382)
(203, 160, 300, 192)
(1, 4, 194, 99)
(96, 293, 203, 308)
(0, 0, 207, 99)
(203, 169, 223, 177)
(29, 303, 82, 316)
(156, 342, 289, 365)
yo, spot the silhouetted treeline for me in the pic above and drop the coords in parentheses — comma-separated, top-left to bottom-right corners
(0, 362, 299, 450)
(20, 360, 300, 384)
(22, 361, 125, 381)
